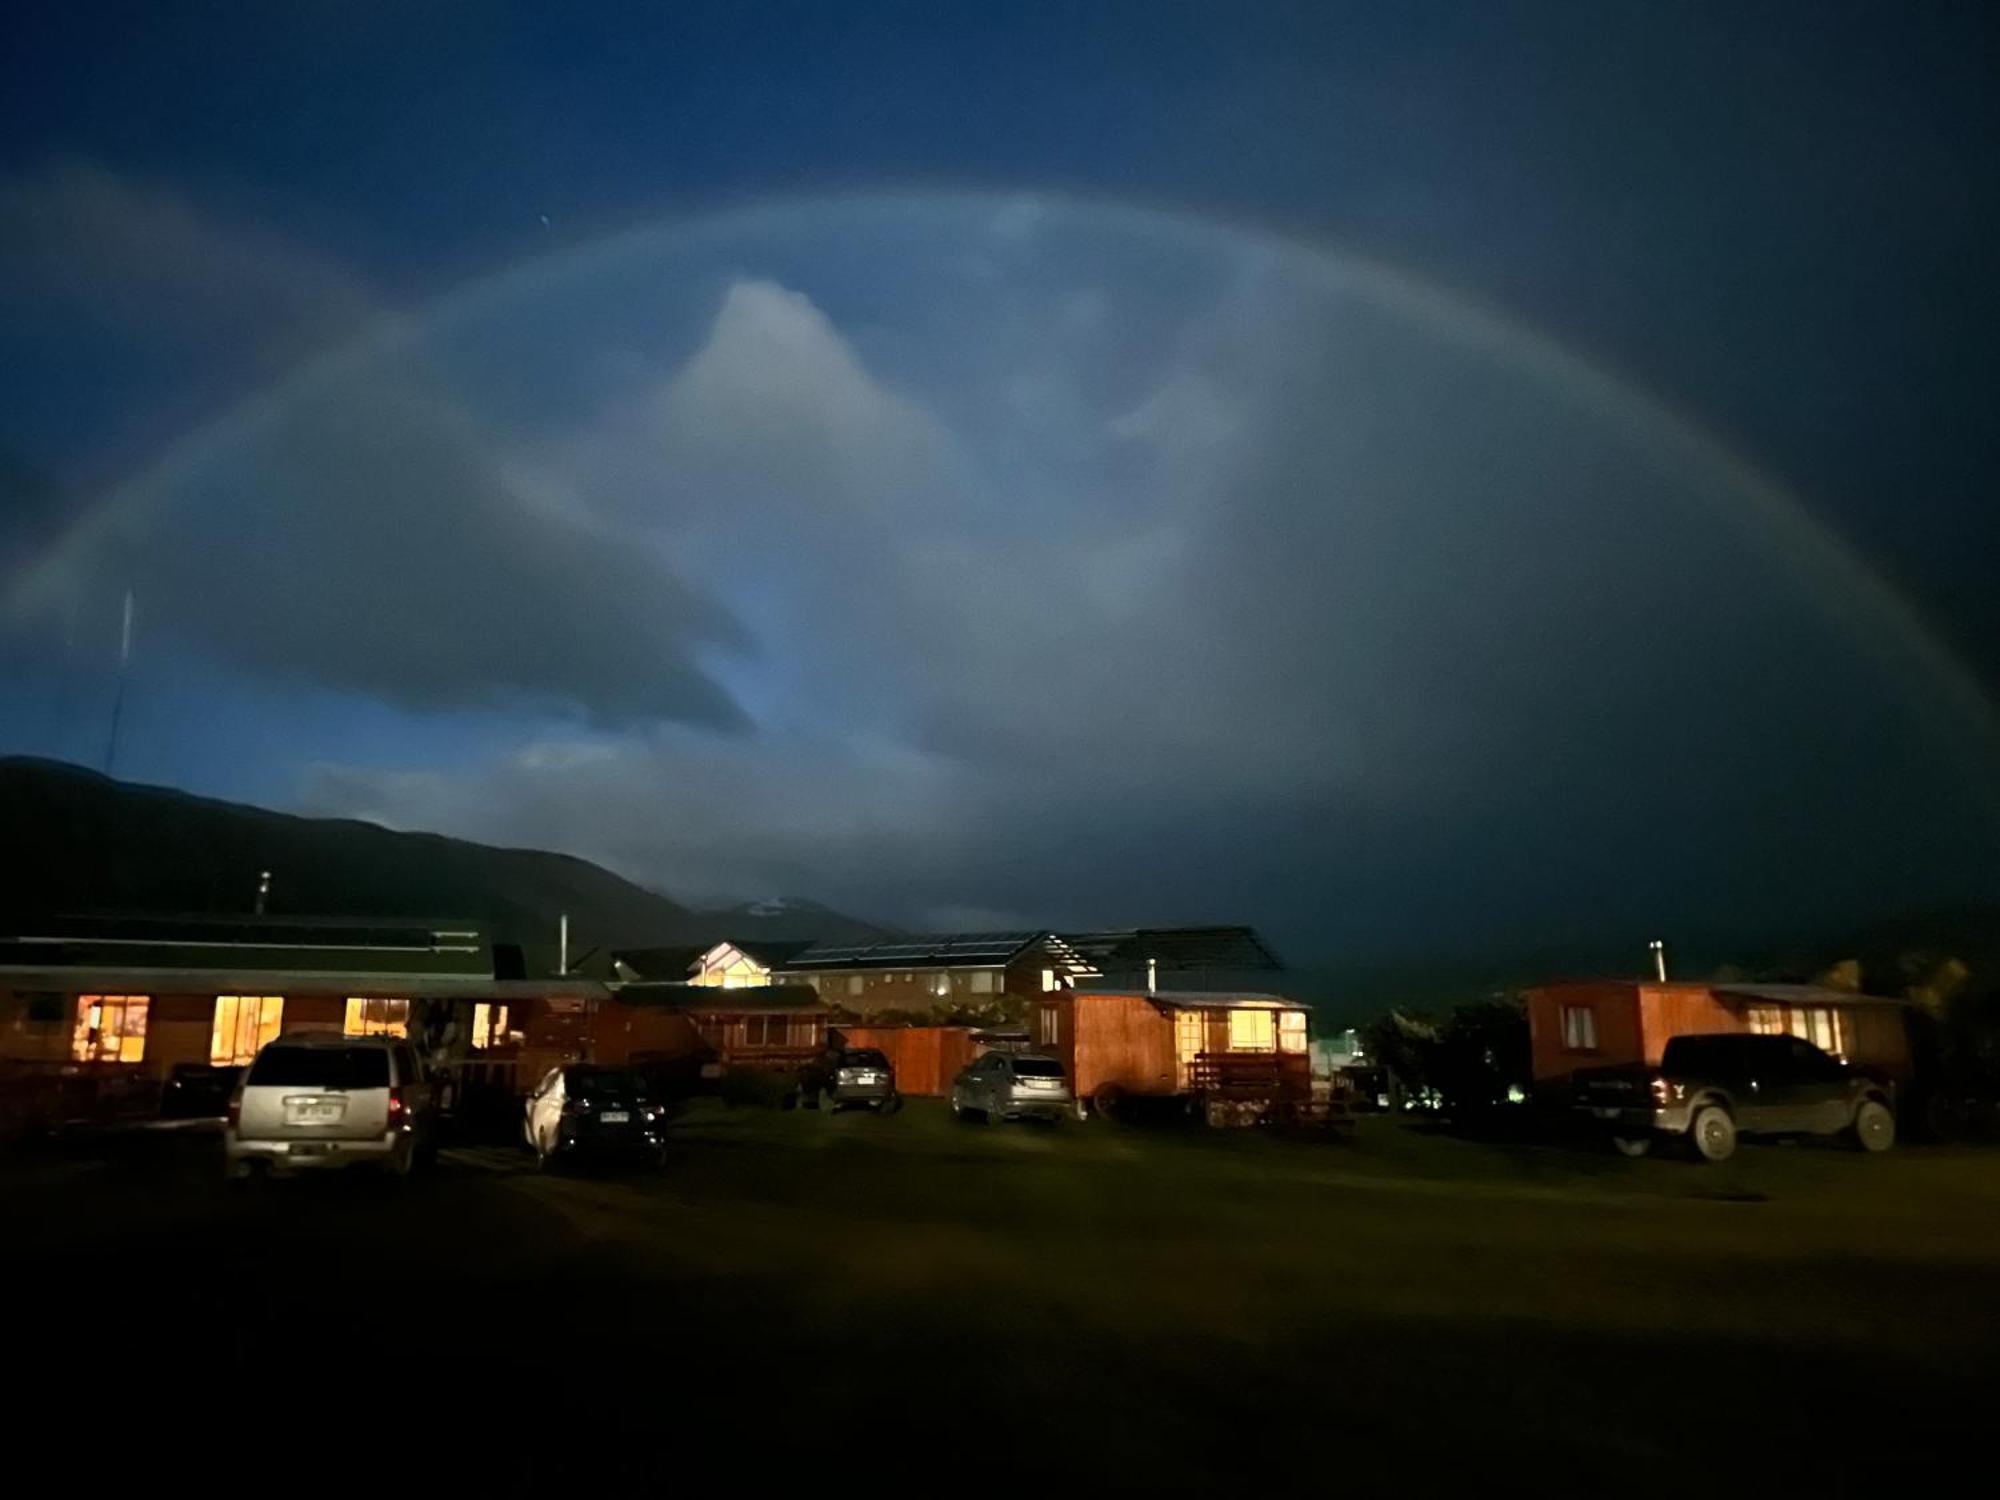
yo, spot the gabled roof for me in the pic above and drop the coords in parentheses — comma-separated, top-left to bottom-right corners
(711, 938, 818, 970)
(779, 931, 1050, 971)
(1058, 926, 1283, 972)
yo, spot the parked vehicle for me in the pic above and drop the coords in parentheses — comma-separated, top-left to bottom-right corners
(225, 1034, 436, 1179)
(949, 1051, 1072, 1124)
(523, 1064, 669, 1168)
(1574, 1032, 1896, 1162)
(162, 1062, 242, 1120)
(797, 1045, 901, 1114)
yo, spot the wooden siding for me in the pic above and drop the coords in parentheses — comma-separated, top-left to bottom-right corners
(1633, 984, 1741, 1064)
(1528, 982, 1917, 1085)
(1067, 994, 1183, 1100)
(833, 1026, 978, 1096)
(1525, 982, 1644, 1083)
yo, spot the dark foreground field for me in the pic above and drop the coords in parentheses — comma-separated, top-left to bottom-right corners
(7, 1102, 1997, 1493)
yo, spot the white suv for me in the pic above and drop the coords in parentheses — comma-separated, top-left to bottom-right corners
(225, 1033, 436, 1179)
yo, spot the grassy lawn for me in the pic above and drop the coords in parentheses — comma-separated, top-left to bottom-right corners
(514, 1101, 2000, 1488)
(9, 1100, 1996, 1489)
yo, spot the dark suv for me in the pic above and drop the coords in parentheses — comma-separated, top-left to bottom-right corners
(1574, 1032, 1896, 1162)
(797, 1046, 900, 1114)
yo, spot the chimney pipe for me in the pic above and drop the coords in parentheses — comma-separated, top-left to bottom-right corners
(559, 913, 570, 976)
(1648, 938, 1667, 983)
(1146, 956, 1157, 993)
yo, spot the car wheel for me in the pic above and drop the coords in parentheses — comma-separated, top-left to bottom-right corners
(983, 1100, 1004, 1125)
(1092, 1084, 1125, 1123)
(1611, 1134, 1653, 1158)
(1689, 1104, 1736, 1162)
(820, 1087, 840, 1115)
(880, 1092, 903, 1116)
(1851, 1098, 1895, 1153)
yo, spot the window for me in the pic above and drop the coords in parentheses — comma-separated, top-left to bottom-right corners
(847, 974, 864, 997)
(249, 1045, 388, 1089)
(1227, 1009, 1277, 1052)
(1040, 968, 1057, 993)
(970, 969, 996, 995)
(1039, 1004, 1060, 1046)
(932, 972, 951, 996)
(345, 998, 410, 1037)
(1560, 1005, 1598, 1051)
(745, 1015, 799, 1047)
(469, 1003, 511, 1049)
(211, 996, 283, 1065)
(72, 995, 149, 1063)
(1745, 1004, 1846, 1058)
(1278, 1011, 1309, 1055)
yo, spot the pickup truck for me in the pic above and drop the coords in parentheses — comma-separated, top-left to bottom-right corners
(1574, 1032, 1895, 1162)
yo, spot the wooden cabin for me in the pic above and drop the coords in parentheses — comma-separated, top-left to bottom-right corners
(1033, 989, 1314, 1125)
(1524, 980, 1917, 1094)
(595, 983, 829, 1083)
(0, 914, 607, 1131)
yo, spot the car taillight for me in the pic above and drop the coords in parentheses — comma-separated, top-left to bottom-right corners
(387, 1086, 406, 1130)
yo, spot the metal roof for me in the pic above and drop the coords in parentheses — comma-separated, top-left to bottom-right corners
(0, 915, 491, 979)
(0, 965, 605, 1000)
(1713, 983, 1909, 1009)
(780, 931, 1048, 971)
(612, 982, 827, 1013)
(1057, 926, 1283, 972)
(1075, 990, 1295, 1011)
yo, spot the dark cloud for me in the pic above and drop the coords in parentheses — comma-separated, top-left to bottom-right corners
(9, 372, 750, 729)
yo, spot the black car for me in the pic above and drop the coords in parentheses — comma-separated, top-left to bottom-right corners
(797, 1046, 900, 1114)
(161, 1063, 242, 1120)
(1574, 1032, 1896, 1162)
(523, 1065, 671, 1167)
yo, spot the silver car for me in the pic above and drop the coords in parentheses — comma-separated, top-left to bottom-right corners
(225, 1032, 436, 1179)
(950, 1051, 1073, 1124)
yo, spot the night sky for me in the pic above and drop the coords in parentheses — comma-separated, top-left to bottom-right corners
(2, 2, 1997, 961)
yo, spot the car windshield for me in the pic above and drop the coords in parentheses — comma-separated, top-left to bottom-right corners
(247, 1047, 389, 1090)
(842, 1050, 889, 1067)
(567, 1069, 639, 1100)
(1011, 1058, 1064, 1078)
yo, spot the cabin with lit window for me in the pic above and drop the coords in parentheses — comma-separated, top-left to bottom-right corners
(1524, 981, 1918, 1094)
(595, 982, 828, 1082)
(0, 915, 607, 1128)
(1033, 989, 1316, 1125)
(684, 939, 817, 989)
(778, 931, 1092, 1016)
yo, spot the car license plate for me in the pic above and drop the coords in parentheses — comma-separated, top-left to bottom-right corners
(1024, 1079, 1055, 1091)
(600, 1110, 630, 1124)
(285, 1097, 345, 1124)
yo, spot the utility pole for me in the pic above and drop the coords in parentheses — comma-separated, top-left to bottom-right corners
(102, 589, 134, 776)
(255, 870, 272, 916)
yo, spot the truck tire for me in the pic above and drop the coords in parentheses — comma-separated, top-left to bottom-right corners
(1092, 1084, 1125, 1123)
(1850, 1098, 1895, 1153)
(1689, 1104, 1736, 1162)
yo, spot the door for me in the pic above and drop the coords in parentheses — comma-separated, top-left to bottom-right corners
(1772, 1037, 1850, 1133)
(1730, 1037, 1787, 1132)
